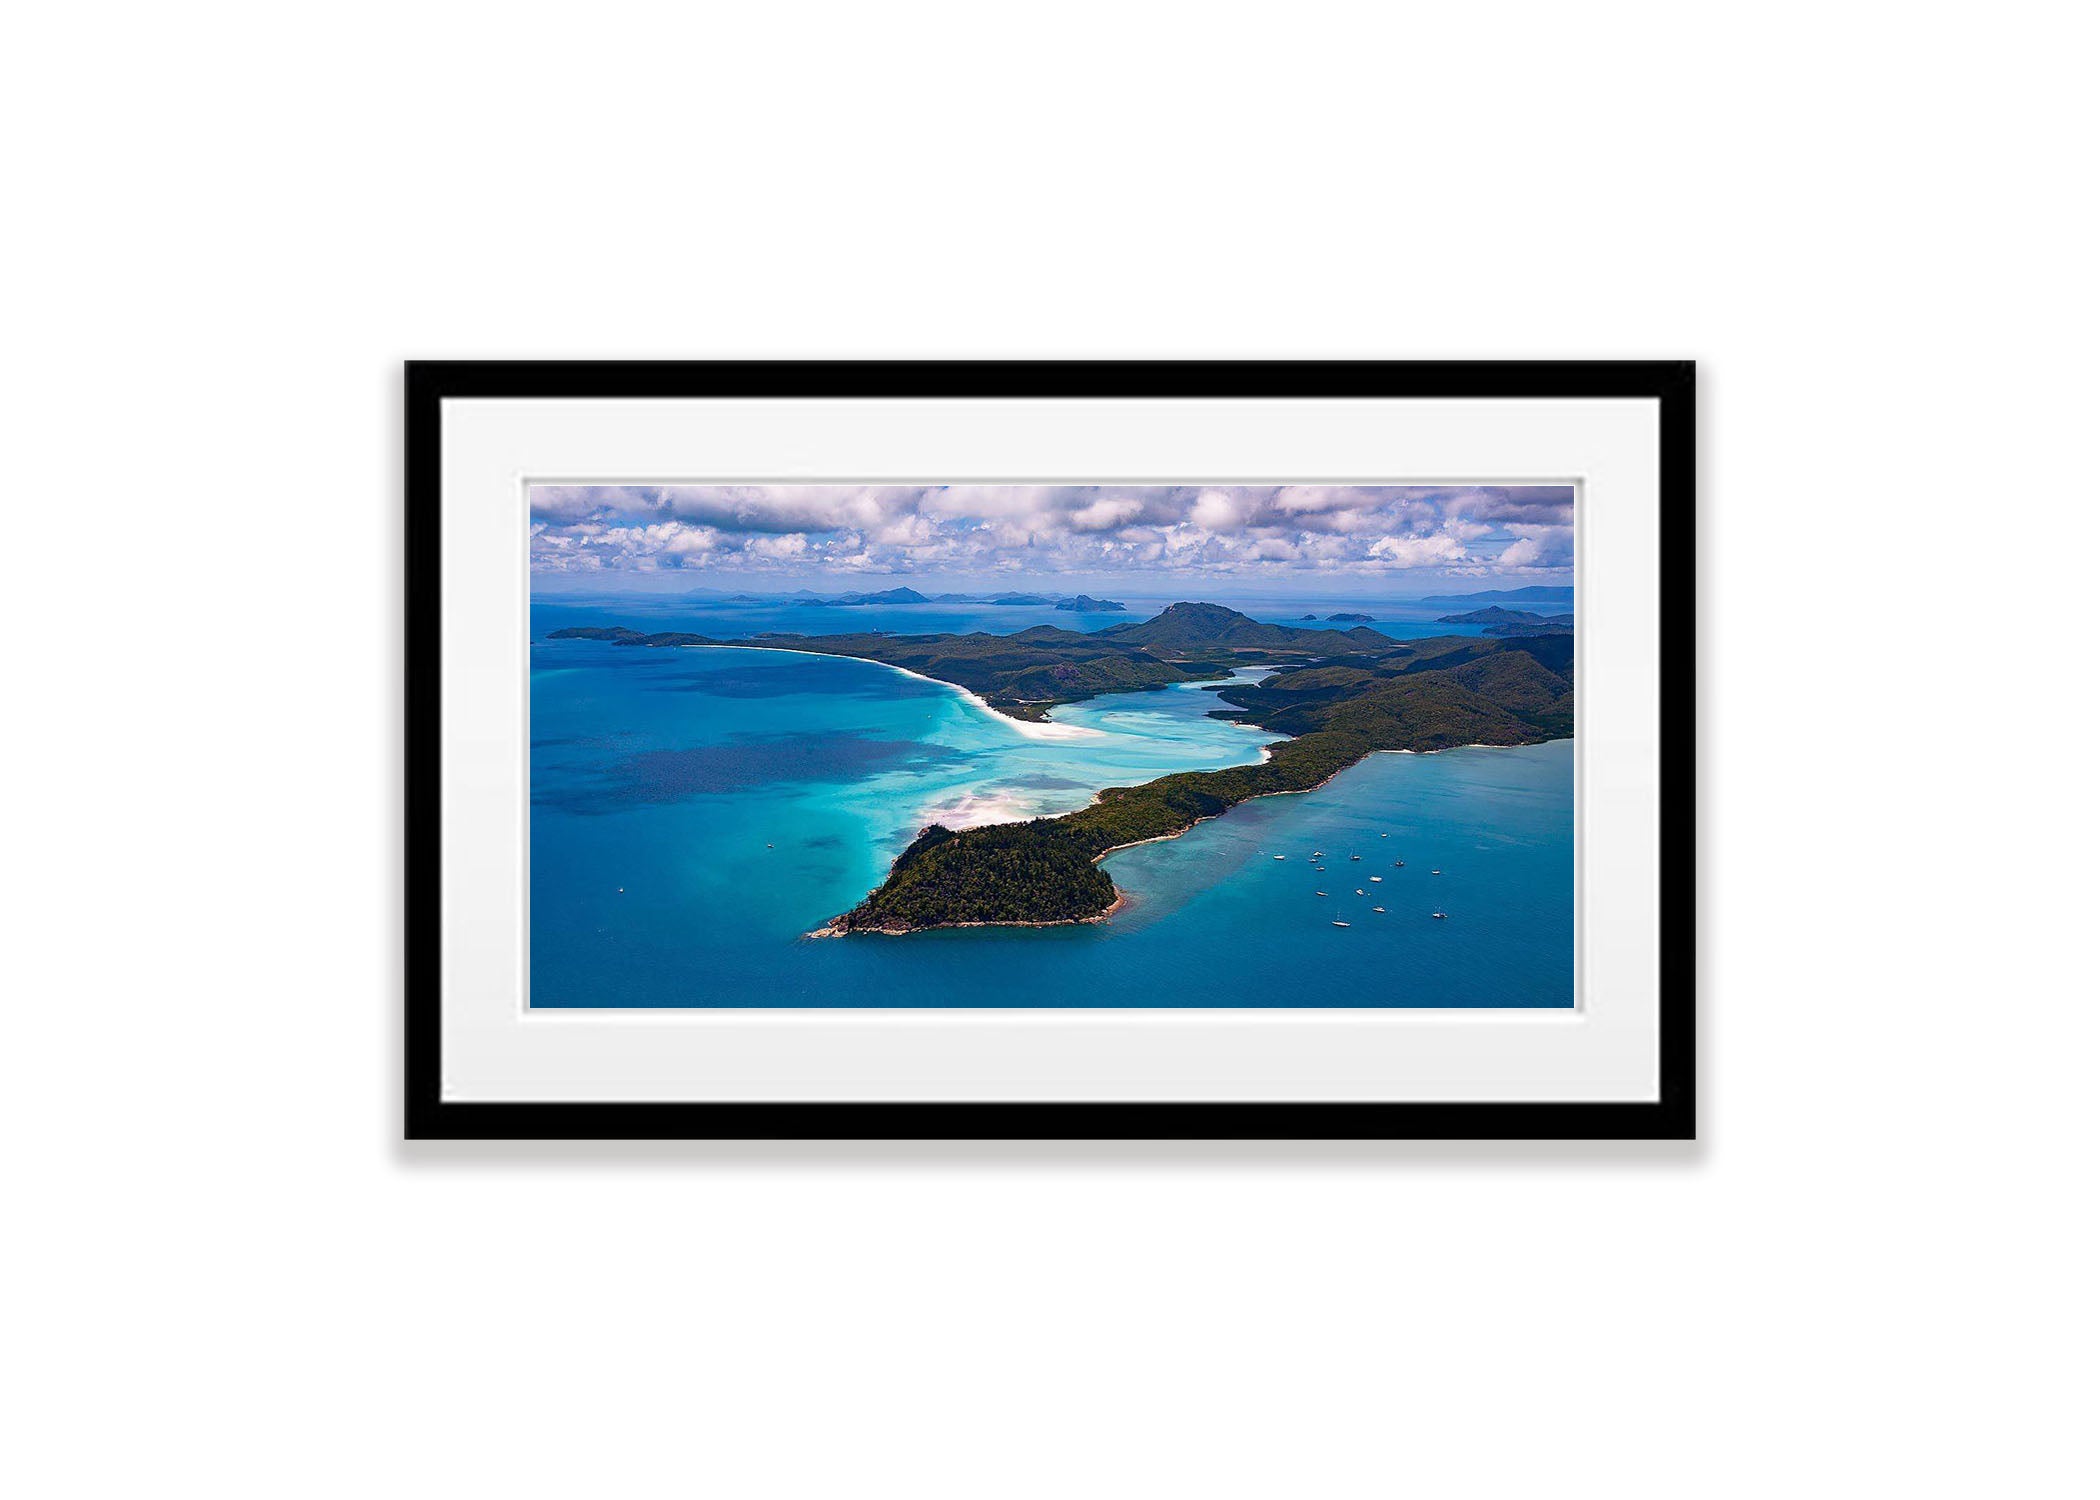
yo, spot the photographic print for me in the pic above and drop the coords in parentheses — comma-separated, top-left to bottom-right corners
(529, 481, 1577, 1010)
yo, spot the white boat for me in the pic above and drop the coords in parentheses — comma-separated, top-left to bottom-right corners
(1349, 854, 1361, 861)
(1312, 850, 1323, 857)
(1432, 911, 1448, 920)
(1431, 868, 1441, 875)
(1372, 906, 1385, 913)
(1370, 876, 1382, 883)
(1354, 888, 1364, 895)
(1331, 912, 1350, 928)
(1380, 833, 1388, 838)
(1315, 890, 1327, 897)
(1274, 854, 1286, 861)
(1394, 860, 1404, 867)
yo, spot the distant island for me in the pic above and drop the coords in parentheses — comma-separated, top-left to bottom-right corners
(549, 601, 1572, 932)
(1417, 585, 1574, 607)
(1435, 605, 1575, 637)
(1055, 594, 1127, 612)
(792, 587, 930, 606)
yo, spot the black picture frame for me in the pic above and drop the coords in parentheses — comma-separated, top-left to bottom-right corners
(406, 360, 1695, 1140)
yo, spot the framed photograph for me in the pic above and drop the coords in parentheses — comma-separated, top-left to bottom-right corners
(407, 361, 1693, 1139)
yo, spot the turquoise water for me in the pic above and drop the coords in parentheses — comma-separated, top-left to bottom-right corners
(530, 605, 1573, 1009)
(1094, 741, 1574, 1007)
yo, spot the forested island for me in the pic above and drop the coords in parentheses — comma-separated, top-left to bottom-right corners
(546, 602, 1573, 933)
(1434, 605, 1575, 637)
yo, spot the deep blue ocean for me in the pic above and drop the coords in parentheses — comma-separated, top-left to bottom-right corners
(530, 595, 1574, 1008)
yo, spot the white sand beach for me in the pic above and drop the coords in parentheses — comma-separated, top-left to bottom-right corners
(681, 644, 1105, 741)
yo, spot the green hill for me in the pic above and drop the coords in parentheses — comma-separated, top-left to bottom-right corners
(1100, 601, 1388, 653)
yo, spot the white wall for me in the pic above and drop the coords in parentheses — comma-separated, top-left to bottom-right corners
(7, 4, 2092, 1496)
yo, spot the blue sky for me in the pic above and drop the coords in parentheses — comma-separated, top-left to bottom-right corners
(529, 484, 1573, 593)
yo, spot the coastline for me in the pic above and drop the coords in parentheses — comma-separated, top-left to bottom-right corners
(807, 891, 1128, 939)
(915, 710, 1281, 836)
(824, 737, 1566, 938)
(1085, 742, 1508, 859)
(693, 643, 1278, 840)
(545, 603, 1571, 960)
(680, 643, 1104, 742)
(633, 636, 1566, 939)
(1085, 736, 1567, 860)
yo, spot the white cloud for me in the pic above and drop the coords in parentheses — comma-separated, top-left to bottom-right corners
(660, 527, 718, 557)
(874, 515, 937, 547)
(1367, 534, 1468, 567)
(1189, 489, 1254, 532)
(747, 534, 809, 560)
(1496, 525, 1573, 568)
(1069, 496, 1144, 532)
(526, 484, 1575, 578)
